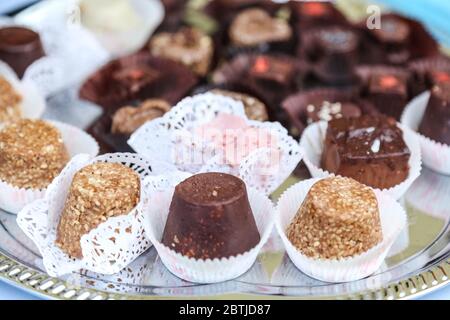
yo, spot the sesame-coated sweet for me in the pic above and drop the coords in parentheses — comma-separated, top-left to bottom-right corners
(56, 162, 140, 258)
(0, 76, 22, 123)
(229, 8, 292, 47)
(0, 119, 69, 189)
(286, 177, 383, 260)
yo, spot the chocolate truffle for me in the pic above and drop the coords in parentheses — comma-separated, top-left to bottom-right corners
(408, 57, 450, 95)
(419, 82, 450, 145)
(162, 173, 260, 260)
(158, 0, 188, 31)
(372, 16, 411, 45)
(312, 27, 359, 84)
(367, 73, 408, 120)
(0, 119, 69, 189)
(426, 70, 450, 87)
(56, 162, 140, 258)
(0, 76, 22, 123)
(304, 100, 361, 124)
(211, 53, 299, 122)
(249, 55, 295, 86)
(210, 89, 268, 121)
(370, 16, 411, 65)
(0, 26, 45, 78)
(228, 8, 292, 47)
(149, 27, 213, 76)
(321, 115, 411, 189)
(291, 1, 348, 29)
(79, 52, 198, 108)
(286, 176, 382, 259)
(111, 99, 171, 135)
(281, 89, 372, 136)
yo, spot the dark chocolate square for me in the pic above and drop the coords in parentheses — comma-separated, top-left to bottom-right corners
(321, 115, 410, 189)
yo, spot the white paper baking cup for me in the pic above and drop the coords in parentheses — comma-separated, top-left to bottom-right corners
(69, 0, 164, 57)
(275, 178, 407, 283)
(401, 91, 450, 175)
(0, 61, 46, 120)
(16, 153, 164, 277)
(142, 172, 275, 283)
(0, 120, 99, 214)
(299, 121, 422, 200)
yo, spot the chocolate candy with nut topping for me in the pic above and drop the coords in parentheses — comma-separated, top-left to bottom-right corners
(321, 115, 410, 189)
(111, 99, 171, 135)
(313, 27, 359, 84)
(286, 176, 382, 260)
(56, 162, 140, 258)
(162, 173, 260, 260)
(228, 8, 292, 47)
(149, 27, 213, 76)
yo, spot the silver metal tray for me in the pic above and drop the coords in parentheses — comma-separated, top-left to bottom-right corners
(0, 0, 449, 300)
(0, 87, 448, 300)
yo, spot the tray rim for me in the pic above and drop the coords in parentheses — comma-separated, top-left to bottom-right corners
(0, 249, 448, 300)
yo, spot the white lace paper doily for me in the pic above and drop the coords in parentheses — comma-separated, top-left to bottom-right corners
(129, 93, 302, 195)
(141, 171, 275, 283)
(16, 153, 167, 277)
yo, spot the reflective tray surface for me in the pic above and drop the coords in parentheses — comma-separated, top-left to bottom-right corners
(0, 0, 449, 300)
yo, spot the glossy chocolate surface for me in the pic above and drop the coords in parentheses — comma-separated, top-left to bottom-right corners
(322, 115, 410, 189)
(312, 27, 359, 84)
(249, 55, 295, 85)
